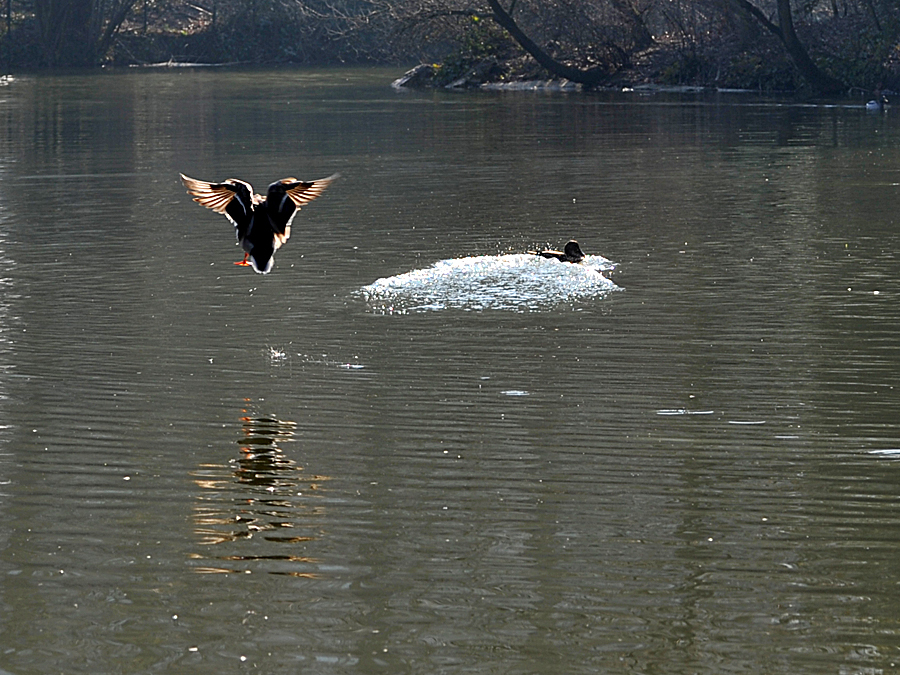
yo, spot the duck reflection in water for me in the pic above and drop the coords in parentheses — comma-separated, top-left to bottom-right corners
(233, 414, 299, 489)
(527, 240, 586, 263)
(190, 409, 330, 575)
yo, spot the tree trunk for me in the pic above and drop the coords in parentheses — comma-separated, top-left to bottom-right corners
(97, 0, 139, 58)
(36, 0, 95, 66)
(34, 0, 135, 66)
(733, 0, 845, 94)
(775, 0, 844, 93)
(485, 0, 609, 86)
(609, 0, 654, 51)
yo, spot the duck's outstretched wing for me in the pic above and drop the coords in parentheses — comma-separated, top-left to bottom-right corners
(180, 174, 255, 239)
(265, 174, 339, 242)
(282, 173, 339, 208)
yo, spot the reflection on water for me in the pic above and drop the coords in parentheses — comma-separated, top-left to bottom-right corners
(359, 253, 619, 313)
(190, 407, 329, 576)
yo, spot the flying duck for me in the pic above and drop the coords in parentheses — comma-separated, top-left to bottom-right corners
(527, 240, 586, 263)
(180, 172, 338, 274)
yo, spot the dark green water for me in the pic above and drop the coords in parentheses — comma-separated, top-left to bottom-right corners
(0, 68, 899, 674)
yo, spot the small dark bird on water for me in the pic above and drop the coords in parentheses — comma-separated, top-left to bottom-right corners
(527, 240, 586, 263)
(180, 172, 338, 274)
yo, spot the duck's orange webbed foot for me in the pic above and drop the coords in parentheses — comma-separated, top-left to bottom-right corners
(234, 253, 251, 266)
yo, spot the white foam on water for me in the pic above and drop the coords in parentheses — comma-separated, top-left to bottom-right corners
(868, 449, 900, 457)
(358, 253, 620, 313)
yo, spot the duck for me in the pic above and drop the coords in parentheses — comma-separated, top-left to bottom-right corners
(527, 240, 586, 263)
(180, 172, 338, 274)
(866, 87, 888, 111)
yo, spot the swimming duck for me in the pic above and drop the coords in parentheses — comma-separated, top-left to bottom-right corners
(180, 172, 338, 274)
(527, 240, 586, 263)
(866, 87, 888, 111)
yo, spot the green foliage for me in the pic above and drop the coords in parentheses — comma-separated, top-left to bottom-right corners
(721, 53, 798, 91)
(431, 18, 520, 86)
(659, 52, 704, 85)
(460, 17, 519, 61)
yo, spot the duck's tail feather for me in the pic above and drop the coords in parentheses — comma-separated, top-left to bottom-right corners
(249, 252, 275, 274)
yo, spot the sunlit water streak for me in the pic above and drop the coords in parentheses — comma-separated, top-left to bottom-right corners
(358, 253, 619, 313)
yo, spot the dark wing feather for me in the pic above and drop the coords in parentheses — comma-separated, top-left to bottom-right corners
(180, 174, 255, 239)
(265, 173, 339, 242)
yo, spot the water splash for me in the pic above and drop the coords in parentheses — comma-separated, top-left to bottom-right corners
(296, 353, 366, 370)
(265, 345, 287, 361)
(358, 253, 620, 313)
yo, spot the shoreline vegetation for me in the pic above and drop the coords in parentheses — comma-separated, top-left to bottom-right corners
(2, 1, 898, 100)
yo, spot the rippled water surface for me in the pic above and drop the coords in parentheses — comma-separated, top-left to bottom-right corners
(1, 69, 900, 674)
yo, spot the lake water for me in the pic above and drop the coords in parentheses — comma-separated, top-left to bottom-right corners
(1, 67, 899, 674)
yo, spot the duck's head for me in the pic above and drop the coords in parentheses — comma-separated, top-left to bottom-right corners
(563, 240, 585, 262)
